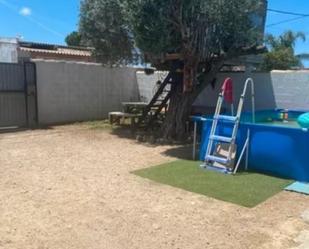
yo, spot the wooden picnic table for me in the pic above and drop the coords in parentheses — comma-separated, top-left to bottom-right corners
(108, 111, 141, 128)
(121, 102, 148, 114)
(108, 102, 148, 128)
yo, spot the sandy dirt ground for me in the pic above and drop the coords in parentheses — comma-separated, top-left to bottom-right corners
(0, 125, 309, 249)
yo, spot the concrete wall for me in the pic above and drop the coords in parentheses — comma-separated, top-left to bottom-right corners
(136, 71, 168, 103)
(35, 60, 139, 125)
(194, 72, 274, 112)
(0, 38, 18, 63)
(35, 62, 309, 125)
(267, 71, 309, 110)
(136, 70, 309, 112)
(195, 71, 309, 112)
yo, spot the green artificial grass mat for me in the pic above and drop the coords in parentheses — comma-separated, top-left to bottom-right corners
(133, 160, 293, 208)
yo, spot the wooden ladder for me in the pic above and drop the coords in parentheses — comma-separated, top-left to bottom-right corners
(139, 72, 174, 128)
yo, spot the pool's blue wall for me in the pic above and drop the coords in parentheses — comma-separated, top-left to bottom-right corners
(199, 119, 309, 182)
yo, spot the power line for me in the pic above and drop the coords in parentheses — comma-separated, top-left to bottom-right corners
(267, 16, 309, 27)
(267, 8, 309, 17)
(266, 9, 309, 27)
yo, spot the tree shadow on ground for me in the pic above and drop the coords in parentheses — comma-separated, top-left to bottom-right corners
(110, 126, 197, 157)
(80, 120, 195, 153)
(161, 145, 194, 160)
(109, 126, 164, 148)
(110, 126, 137, 140)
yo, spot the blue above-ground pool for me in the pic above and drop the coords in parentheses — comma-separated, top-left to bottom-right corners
(199, 109, 309, 182)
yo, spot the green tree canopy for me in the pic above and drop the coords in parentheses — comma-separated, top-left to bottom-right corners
(261, 31, 306, 71)
(79, 0, 266, 67)
(79, 0, 135, 65)
(65, 31, 82, 47)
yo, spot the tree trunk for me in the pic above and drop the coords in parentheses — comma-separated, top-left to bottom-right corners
(162, 85, 195, 140)
(161, 60, 224, 140)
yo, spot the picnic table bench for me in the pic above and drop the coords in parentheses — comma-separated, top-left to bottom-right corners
(108, 102, 148, 128)
(121, 102, 148, 114)
(108, 111, 141, 128)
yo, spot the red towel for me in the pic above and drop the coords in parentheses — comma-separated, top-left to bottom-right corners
(221, 78, 233, 104)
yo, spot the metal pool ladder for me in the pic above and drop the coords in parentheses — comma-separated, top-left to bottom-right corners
(201, 78, 255, 174)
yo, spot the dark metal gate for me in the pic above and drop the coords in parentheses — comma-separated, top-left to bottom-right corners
(0, 62, 37, 129)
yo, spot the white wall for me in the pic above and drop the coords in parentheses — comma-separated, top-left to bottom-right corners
(0, 38, 18, 63)
(136, 71, 168, 103)
(195, 71, 309, 111)
(137, 70, 309, 113)
(35, 60, 139, 125)
(36, 63, 309, 125)
(268, 71, 309, 110)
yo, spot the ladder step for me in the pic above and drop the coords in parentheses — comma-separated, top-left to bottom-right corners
(209, 135, 233, 143)
(201, 164, 233, 174)
(216, 115, 238, 122)
(205, 155, 229, 165)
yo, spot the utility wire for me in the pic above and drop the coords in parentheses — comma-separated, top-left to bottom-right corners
(267, 8, 309, 17)
(267, 16, 309, 27)
(266, 8, 309, 27)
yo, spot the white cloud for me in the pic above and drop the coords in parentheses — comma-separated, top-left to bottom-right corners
(19, 7, 32, 16)
(0, 1, 63, 38)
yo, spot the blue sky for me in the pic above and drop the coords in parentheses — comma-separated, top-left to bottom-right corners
(0, 0, 80, 44)
(0, 0, 309, 56)
(266, 0, 309, 56)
